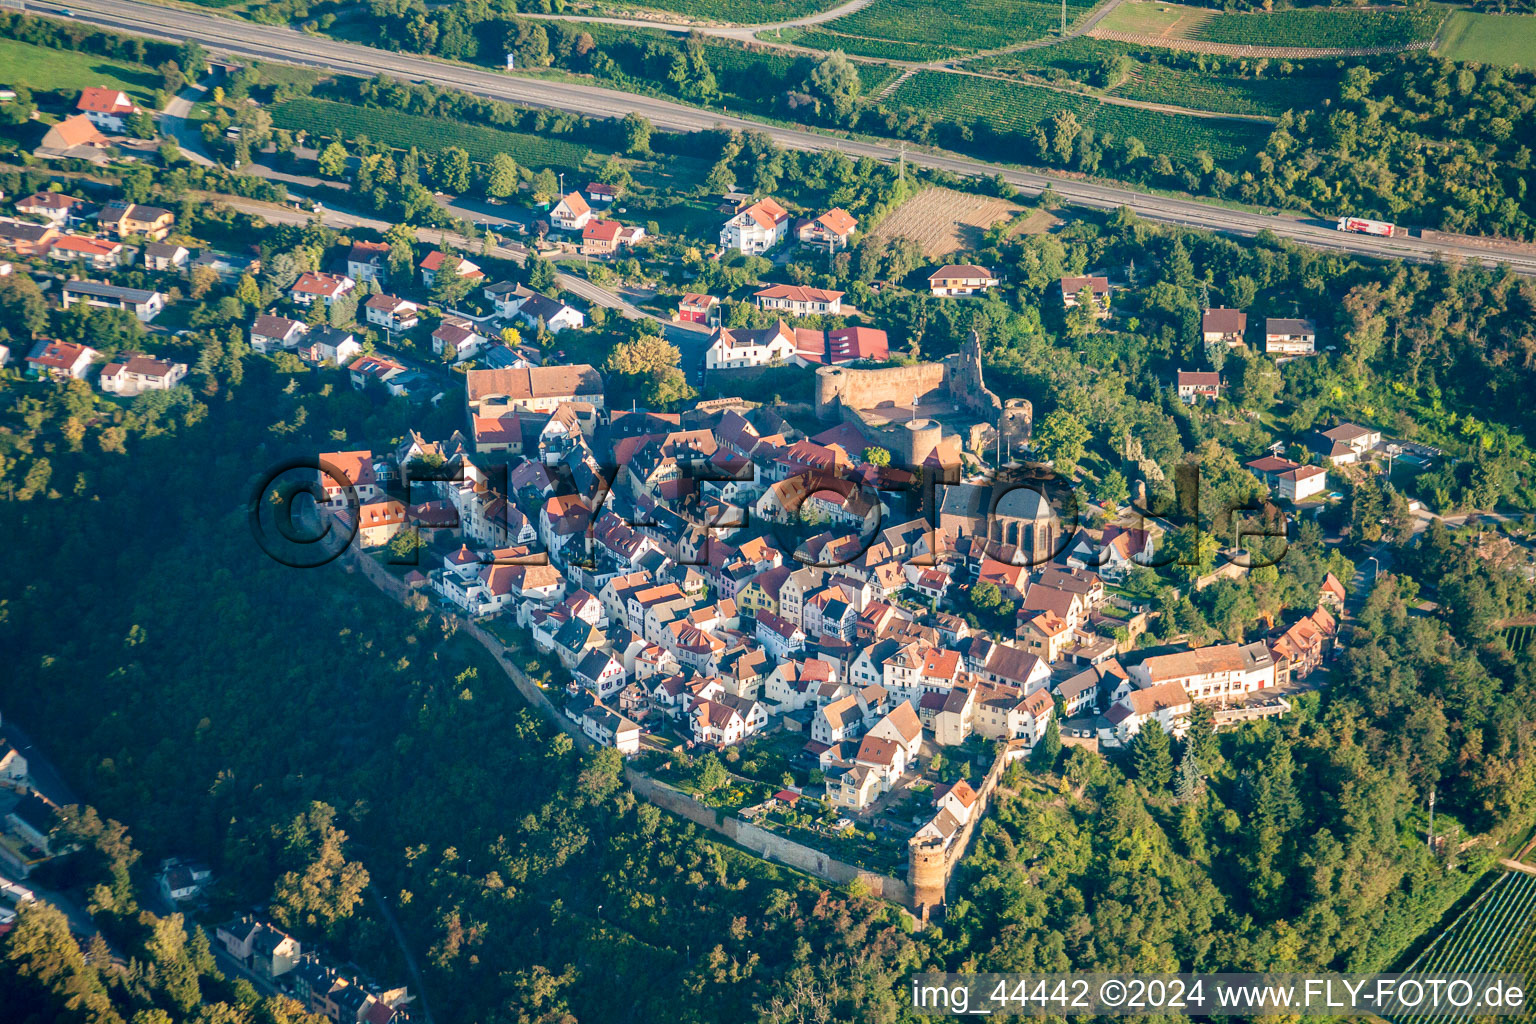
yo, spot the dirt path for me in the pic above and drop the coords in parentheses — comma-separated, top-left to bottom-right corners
(1087, 27, 1433, 59)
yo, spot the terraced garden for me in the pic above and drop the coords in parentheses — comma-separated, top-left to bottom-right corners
(799, 0, 1101, 60)
(890, 71, 1270, 162)
(269, 98, 591, 170)
(1393, 870, 1536, 1023)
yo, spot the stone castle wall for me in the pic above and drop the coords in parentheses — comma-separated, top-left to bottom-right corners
(814, 362, 947, 421)
(628, 769, 913, 906)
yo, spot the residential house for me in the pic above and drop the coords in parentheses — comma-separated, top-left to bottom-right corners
(1265, 317, 1317, 357)
(973, 685, 1054, 746)
(36, 115, 109, 161)
(1202, 307, 1247, 347)
(98, 202, 174, 241)
(75, 87, 138, 132)
(811, 694, 862, 746)
(25, 339, 96, 380)
(580, 218, 644, 256)
(1176, 370, 1221, 404)
(419, 250, 482, 287)
(720, 197, 790, 254)
(928, 264, 998, 297)
(586, 182, 619, 204)
(251, 314, 307, 353)
(515, 292, 585, 334)
(432, 318, 484, 360)
(550, 191, 594, 231)
(142, 241, 190, 271)
(61, 280, 164, 321)
(704, 320, 797, 371)
(348, 353, 406, 391)
(1105, 680, 1192, 743)
(932, 684, 976, 746)
(298, 325, 361, 366)
(156, 858, 212, 904)
(754, 283, 844, 316)
(466, 364, 605, 415)
(0, 219, 58, 255)
(364, 294, 420, 333)
(1270, 607, 1337, 684)
(346, 240, 392, 282)
(581, 704, 641, 754)
(1060, 275, 1111, 318)
(99, 352, 188, 396)
(354, 499, 407, 547)
(824, 762, 882, 811)
(49, 234, 124, 271)
(1128, 641, 1275, 701)
(1246, 455, 1327, 501)
(190, 251, 259, 282)
(798, 208, 856, 251)
(756, 609, 807, 660)
(289, 271, 355, 307)
(14, 191, 94, 226)
(1314, 422, 1381, 464)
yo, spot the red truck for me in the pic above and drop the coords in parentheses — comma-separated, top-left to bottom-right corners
(1336, 216, 1400, 237)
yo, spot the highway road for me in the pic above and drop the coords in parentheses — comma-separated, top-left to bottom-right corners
(27, 0, 1536, 276)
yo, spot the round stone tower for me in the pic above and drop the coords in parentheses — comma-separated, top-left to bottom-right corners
(899, 418, 943, 468)
(908, 834, 948, 919)
(814, 366, 848, 421)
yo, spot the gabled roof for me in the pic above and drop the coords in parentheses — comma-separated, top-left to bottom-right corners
(466, 365, 603, 402)
(1202, 307, 1247, 333)
(929, 264, 993, 280)
(736, 197, 788, 230)
(76, 87, 135, 114)
(555, 191, 591, 218)
(813, 208, 857, 235)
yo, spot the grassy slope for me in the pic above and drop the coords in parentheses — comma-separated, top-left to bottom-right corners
(0, 36, 161, 106)
(1435, 11, 1536, 69)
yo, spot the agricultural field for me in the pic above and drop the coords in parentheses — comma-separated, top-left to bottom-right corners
(762, 28, 969, 62)
(967, 37, 1348, 117)
(1394, 869, 1536, 1023)
(0, 36, 161, 107)
(1435, 11, 1536, 69)
(1113, 61, 1341, 117)
(865, 186, 1027, 259)
(1192, 6, 1445, 49)
(890, 71, 1270, 162)
(1097, 1, 1444, 50)
(808, 0, 1101, 60)
(268, 98, 590, 170)
(1096, 1, 1217, 38)
(589, 0, 839, 23)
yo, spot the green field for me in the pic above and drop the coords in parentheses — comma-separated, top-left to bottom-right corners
(811, 0, 1101, 59)
(1435, 11, 1536, 68)
(0, 36, 160, 106)
(891, 71, 1269, 162)
(590, 0, 838, 22)
(268, 98, 590, 170)
(1193, 7, 1445, 48)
